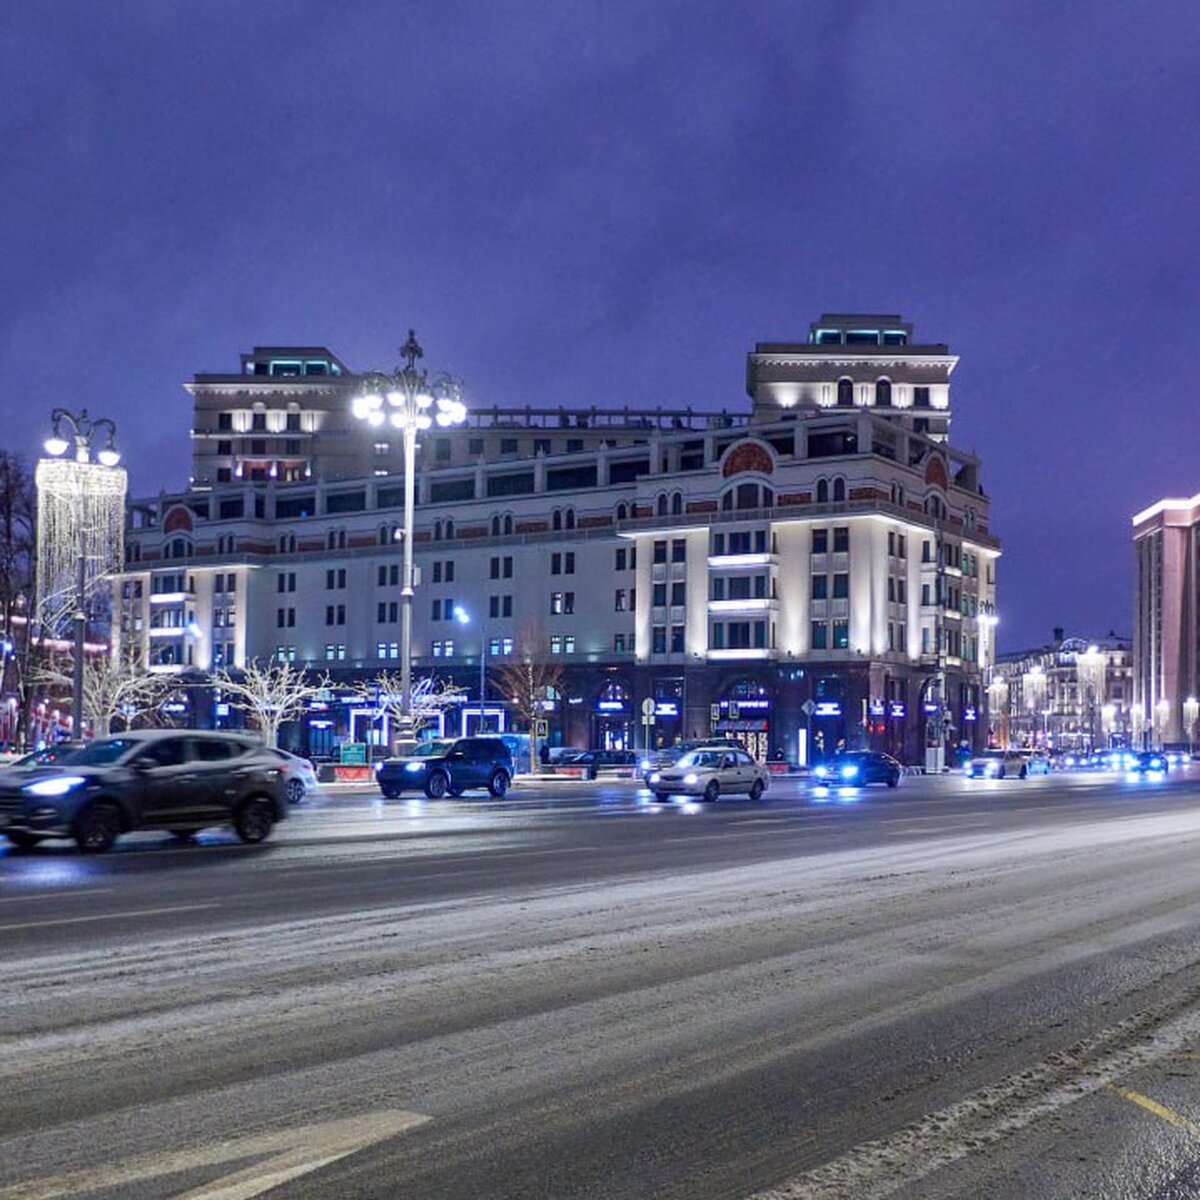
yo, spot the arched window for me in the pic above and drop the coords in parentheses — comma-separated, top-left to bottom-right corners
(816, 478, 829, 504)
(657, 494, 668, 517)
(503, 514, 513, 535)
(832, 477, 846, 503)
(434, 520, 443, 541)
(671, 492, 683, 515)
(875, 379, 892, 407)
(337, 530, 346, 550)
(890, 482, 905, 507)
(327, 530, 336, 551)
(168, 537, 192, 560)
(378, 525, 390, 546)
(444, 518, 455, 539)
(615, 502, 628, 521)
(736, 481, 759, 510)
(964, 507, 976, 531)
(837, 378, 854, 407)
(490, 514, 501, 536)
(552, 509, 562, 531)
(564, 509, 575, 531)
(763, 488, 774, 508)
(924, 494, 946, 520)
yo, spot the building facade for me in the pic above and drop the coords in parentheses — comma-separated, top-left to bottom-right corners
(1133, 493, 1200, 748)
(991, 630, 1133, 752)
(122, 314, 1000, 762)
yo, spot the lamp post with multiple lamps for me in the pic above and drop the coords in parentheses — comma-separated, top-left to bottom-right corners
(453, 605, 488, 734)
(351, 332, 466, 740)
(39, 409, 124, 737)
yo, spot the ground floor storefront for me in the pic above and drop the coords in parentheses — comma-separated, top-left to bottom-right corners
(139, 659, 987, 769)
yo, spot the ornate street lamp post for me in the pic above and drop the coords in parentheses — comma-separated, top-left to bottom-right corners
(351, 332, 466, 740)
(37, 409, 125, 737)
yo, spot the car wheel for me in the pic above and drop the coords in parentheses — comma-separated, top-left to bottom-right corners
(749, 779, 764, 801)
(4, 830, 42, 850)
(1019, 766, 1028, 779)
(74, 804, 120, 854)
(425, 772, 449, 799)
(285, 778, 305, 805)
(703, 779, 720, 803)
(998, 768, 1006, 779)
(381, 785, 401, 800)
(233, 797, 275, 844)
(488, 769, 510, 798)
(887, 773, 899, 788)
(654, 791, 671, 802)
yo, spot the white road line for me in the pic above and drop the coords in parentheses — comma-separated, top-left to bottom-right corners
(0, 888, 113, 905)
(0, 1108, 429, 1200)
(0, 903, 218, 933)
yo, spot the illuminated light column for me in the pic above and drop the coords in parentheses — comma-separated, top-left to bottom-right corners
(37, 409, 127, 738)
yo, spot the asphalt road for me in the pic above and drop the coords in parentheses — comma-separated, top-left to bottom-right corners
(6, 770, 1200, 1198)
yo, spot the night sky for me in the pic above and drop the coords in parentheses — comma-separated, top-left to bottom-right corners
(4, 1, 1199, 651)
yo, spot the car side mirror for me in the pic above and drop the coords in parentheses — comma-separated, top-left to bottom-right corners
(131, 758, 151, 773)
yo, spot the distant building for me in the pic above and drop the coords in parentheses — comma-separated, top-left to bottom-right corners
(991, 629, 1132, 751)
(122, 314, 999, 762)
(1132, 493, 1200, 747)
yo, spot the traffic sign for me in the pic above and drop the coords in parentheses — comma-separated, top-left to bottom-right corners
(533, 719, 548, 737)
(710, 703, 720, 722)
(641, 698, 656, 718)
(801, 699, 816, 717)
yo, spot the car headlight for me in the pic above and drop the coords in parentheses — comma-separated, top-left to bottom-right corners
(840, 765, 859, 779)
(22, 775, 86, 797)
(683, 773, 698, 784)
(641, 759, 652, 771)
(648, 772, 661, 783)
(814, 765, 828, 779)
(404, 762, 425, 772)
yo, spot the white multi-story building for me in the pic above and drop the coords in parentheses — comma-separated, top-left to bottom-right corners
(120, 313, 1000, 763)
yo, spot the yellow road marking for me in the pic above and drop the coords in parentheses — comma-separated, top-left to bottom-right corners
(1110, 1086, 1200, 1137)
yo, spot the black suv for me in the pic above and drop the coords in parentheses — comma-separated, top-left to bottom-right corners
(0, 730, 289, 853)
(376, 737, 513, 799)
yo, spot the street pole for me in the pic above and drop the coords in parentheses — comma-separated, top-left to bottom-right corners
(351, 332, 466, 743)
(399, 423, 416, 740)
(72, 547, 86, 736)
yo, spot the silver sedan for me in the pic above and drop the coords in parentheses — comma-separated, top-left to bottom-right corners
(648, 748, 769, 802)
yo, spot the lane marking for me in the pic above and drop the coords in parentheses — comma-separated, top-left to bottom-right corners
(0, 1108, 429, 1200)
(0, 903, 218, 933)
(0, 888, 113, 905)
(1110, 1086, 1200, 1137)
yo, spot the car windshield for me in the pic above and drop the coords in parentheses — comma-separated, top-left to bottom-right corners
(410, 740, 453, 757)
(67, 738, 141, 766)
(677, 750, 723, 768)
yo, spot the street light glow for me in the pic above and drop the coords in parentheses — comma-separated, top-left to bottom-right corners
(43, 436, 69, 457)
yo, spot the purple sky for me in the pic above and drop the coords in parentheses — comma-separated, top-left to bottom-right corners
(3, 1, 1199, 651)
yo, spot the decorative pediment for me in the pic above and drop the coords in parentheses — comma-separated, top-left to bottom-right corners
(721, 440, 775, 479)
(924, 454, 949, 491)
(163, 505, 194, 534)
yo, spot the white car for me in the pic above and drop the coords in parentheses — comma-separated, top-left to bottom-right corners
(648, 748, 769, 802)
(269, 748, 318, 803)
(964, 749, 1050, 779)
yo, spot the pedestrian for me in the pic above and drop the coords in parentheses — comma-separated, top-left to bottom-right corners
(539, 741, 551, 766)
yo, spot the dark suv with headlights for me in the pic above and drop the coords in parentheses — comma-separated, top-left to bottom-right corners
(376, 737, 513, 799)
(0, 730, 288, 853)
